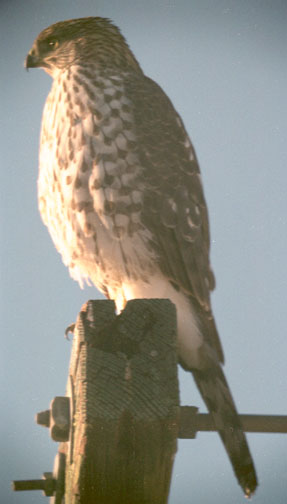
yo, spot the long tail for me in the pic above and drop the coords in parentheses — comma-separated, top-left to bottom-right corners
(191, 363, 258, 497)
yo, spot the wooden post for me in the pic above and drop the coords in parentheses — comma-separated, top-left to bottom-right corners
(11, 298, 287, 502)
(64, 299, 180, 504)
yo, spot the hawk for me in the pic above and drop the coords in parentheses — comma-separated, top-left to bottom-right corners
(26, 17, 257, 495)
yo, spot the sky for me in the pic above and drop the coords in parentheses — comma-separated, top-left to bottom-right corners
(0, 0, 286, 503)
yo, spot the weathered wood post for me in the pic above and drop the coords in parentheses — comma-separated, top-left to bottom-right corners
(13, 298, 287, 502)
(63, 298, 180, 504)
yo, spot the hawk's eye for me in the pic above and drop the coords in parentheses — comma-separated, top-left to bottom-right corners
(45, 38, 59, 50)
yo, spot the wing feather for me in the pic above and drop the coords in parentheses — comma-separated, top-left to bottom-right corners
(125, 74, 223, 362)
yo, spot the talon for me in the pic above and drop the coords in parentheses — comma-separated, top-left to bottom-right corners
(65, 323, 75, 340)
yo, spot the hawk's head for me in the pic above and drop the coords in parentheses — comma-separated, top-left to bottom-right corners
(25, 17, 141, 76)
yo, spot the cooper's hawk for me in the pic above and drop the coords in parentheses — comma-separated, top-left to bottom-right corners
(26, 17, 257, 495)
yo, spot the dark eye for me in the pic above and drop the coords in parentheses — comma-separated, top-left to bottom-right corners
(46, 38, 59, 50)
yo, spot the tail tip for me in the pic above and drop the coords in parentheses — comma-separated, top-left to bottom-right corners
(242, 472, 258, 499)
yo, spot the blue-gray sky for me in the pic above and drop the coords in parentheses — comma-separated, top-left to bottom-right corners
(1, 1, 286, 503)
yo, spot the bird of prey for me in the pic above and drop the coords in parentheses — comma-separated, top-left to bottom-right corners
(26, 17, 257, 496)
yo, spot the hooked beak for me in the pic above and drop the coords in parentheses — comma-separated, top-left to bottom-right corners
(25, 50, 41, 70)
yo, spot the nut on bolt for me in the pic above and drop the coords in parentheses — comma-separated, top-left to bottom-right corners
(36, 396, 70, 441)
(12, 472, 55, 496)
(12, 452, 66, 503)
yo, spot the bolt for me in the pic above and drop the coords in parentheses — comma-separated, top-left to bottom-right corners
(12, 472, 56, 496)
(36, 409, 50, 427)
(35, 397, 70, 441)
(12, 479, 47, 491)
